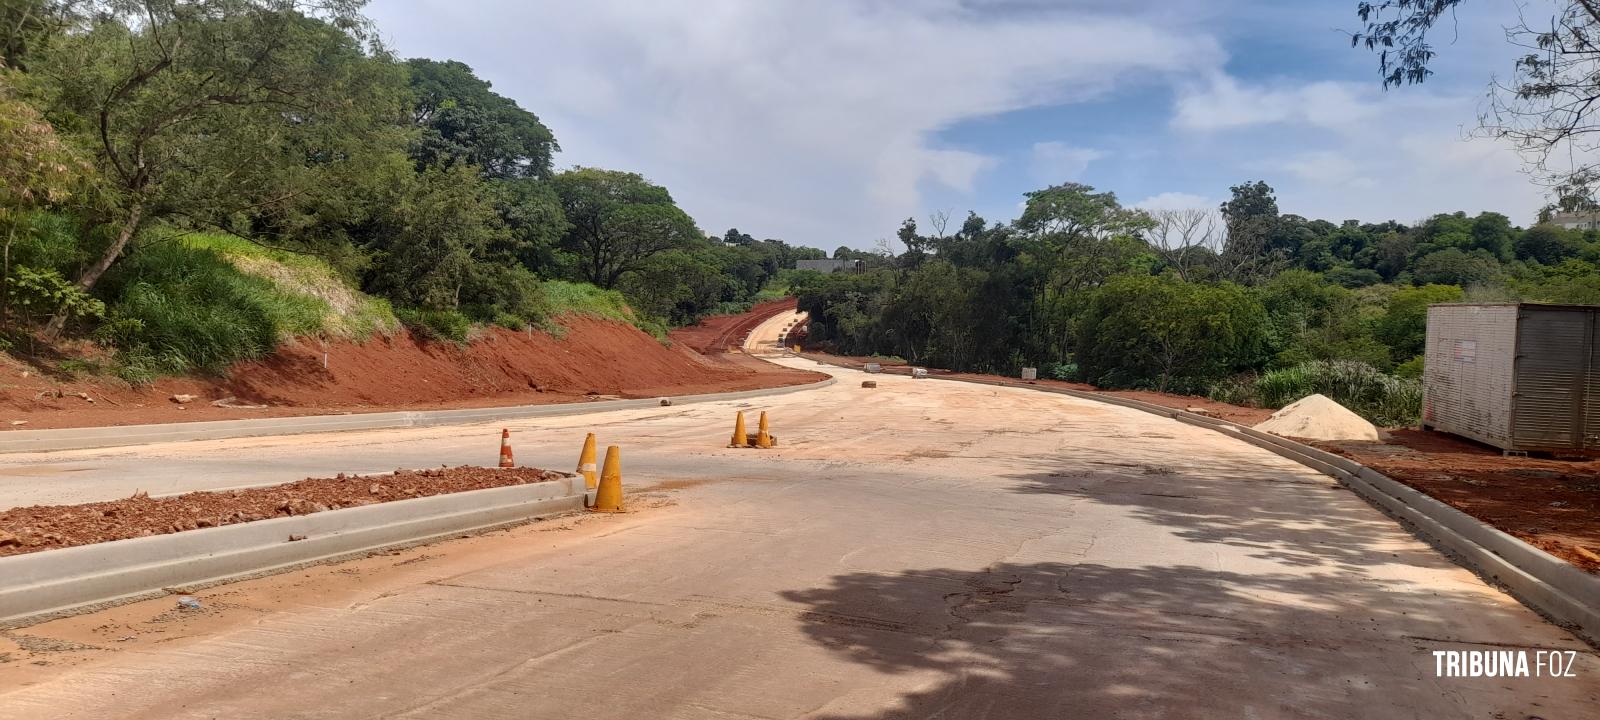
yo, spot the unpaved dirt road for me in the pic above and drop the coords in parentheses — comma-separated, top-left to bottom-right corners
(0, 318, 1595, 717)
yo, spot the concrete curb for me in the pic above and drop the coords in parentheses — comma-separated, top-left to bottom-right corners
(0, 377, 836, 454)
(0, 475, 587, 627)
(807, 354, 1600, 645)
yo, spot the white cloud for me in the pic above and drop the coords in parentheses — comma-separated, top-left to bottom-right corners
(1030, 142, 1106, 183)
(1172, 69, 1543, 224)
(1134, 192, 1210, 211)
(1276, 151, 1374, 189)
(1171, 74, 1411, 134)
(368, 0, 1223, 247)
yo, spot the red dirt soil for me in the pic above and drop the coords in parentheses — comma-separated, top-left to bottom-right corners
(1317, 431, 1600, 573)
(0, 465, 570, 557)
(668, 298, 798, 354)
(0, 316, 825, 430)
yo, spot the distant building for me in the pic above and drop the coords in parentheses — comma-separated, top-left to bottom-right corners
(795, 259, 864, 273)
(1547, 211, 1600, 230)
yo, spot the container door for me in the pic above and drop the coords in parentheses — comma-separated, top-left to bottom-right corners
(1513, 308, 1589, 450)
(1588, 310, 1600, 451)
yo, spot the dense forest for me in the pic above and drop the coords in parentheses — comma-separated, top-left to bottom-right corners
(0, 0, 823, 380)
(795, 181, 1600, 425)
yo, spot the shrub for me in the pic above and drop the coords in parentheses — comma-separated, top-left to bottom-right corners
(1076, 275, 1269, 393)
(395, 308, 472, 343)
(1373, 284, 1463, 363)
(1393, 355, 1424, 379)
(1255, 360, 1421, 427)
(1042, 362, 1078, 381)
(1205, 374, 1260, 407)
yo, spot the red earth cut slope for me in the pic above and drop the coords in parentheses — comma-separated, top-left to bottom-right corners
(0, 316, 825, 429)
(668, 298, 797, 354)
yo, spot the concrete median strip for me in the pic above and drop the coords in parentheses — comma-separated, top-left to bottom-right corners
(805, 354, 1600, 645)
(0, 474, 590, 627)
(0, 378, 836, 454)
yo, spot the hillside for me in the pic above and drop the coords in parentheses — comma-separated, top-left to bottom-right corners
(0, 316, 823, 430)
(0, 232, 823, 430)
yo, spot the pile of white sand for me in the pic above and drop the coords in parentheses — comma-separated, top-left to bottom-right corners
(1252, 393, 1380, 442)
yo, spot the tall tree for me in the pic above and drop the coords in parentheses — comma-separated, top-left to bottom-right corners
(1219, 180, 1284, 283)
(551, 167, 699, 289)
(24, 0, 402, 336)
(406, 58, 557, 179)
(1014, 182, 1155, 293)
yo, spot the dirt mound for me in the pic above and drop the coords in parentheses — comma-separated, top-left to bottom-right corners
(669, 298, 797, 354)
(0, 466, 568, 557)
(1253, 394, 1380, 441)
(0, 316, 826, 429)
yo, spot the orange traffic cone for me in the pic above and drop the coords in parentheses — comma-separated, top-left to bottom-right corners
(755, 411, 774, 448)
(590, 445, 623, 512)
(498, 428, 515, 468)
(576, 432, 598, 490)
(729, 411, 750, 448)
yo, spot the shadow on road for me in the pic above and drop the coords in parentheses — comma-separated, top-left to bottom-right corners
(773, 450, 1590, 718)
(1002, 456, 1412, 572)
(780, 559, 1554, 719)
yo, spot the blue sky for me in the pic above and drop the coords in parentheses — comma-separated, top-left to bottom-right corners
(368, 0, 1553, 250)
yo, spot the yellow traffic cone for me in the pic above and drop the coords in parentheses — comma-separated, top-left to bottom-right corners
(576, 432, 598, 490)
(498, 428, 515, 468)
(755, 411, 774, 448)
(590, 445, 623, 512)
(729, 411, 750, 448)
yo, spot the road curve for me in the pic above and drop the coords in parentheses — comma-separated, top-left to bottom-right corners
(0, 357, 1594, 717)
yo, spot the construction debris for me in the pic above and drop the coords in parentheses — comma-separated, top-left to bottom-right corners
(1253, 394, 1380, 442)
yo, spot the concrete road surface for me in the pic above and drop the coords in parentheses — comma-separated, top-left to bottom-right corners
(0, 333, 1595, 716)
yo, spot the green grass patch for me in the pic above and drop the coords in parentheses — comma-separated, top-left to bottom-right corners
(182, 233, 399, 339)
(537, 280, 668, 340)
(1253, 360, 1421, 427)
(395, 308, 472, 343)
(96, 231, 398, 382)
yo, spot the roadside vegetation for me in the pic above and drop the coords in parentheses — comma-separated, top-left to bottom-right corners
(796, 181, 1600, 425)
(0, 1, 823, 381)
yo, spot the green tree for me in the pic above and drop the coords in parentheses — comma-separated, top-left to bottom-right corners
(616, 249, 729, 325)
(1014, 182, 1154, 293)
(1218, 180, 1283, 283)
(0, 69, 95, 328)
(1516, 223, 1580, 265)
(489, 176, 570, 276)
(1076, 274, 1269, 392)
(361, 164, 508, 312)
(406, 58, 557, 179)
(1256, 270, 1389, 368)
(1412, 247, 1502, 286)
(551, 167, 699, 289)
(1373, 283, 1463, 363)
(24, 0, 402, 336)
